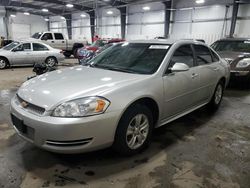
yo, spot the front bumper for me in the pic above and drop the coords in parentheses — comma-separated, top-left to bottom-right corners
(230, 70, 250, 77)
(10, 97, 121, 154)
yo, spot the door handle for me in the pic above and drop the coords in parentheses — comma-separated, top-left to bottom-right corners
(62, 41, 65, 43)
(191, 73, 198, 79)
(51, 41, 55, 43)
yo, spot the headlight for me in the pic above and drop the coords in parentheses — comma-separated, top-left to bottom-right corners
(52, 97, 110, 117)
(236, 58, 250, 68)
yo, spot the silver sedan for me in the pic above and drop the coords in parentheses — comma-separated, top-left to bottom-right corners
(10, 40, 230, 155)
(0, 40, 64, 69)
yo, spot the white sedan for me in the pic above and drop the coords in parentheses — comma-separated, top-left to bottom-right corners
(0, 40, 64, 69)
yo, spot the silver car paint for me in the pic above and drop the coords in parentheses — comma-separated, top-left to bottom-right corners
(0, 41, 64, 66)
(10, 40, 230, 153)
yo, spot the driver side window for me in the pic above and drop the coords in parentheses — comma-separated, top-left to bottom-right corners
(41, 33, 53, 40)
(169, 45, 194, 69)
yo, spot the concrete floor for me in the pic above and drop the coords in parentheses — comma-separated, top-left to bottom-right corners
(0, 58, 249, 188)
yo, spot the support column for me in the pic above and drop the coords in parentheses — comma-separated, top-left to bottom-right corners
(229, 0, 239, 37)
(118, 6, 126, 39)
(88, 11, 95, 43)
(163, 1, 172, 38)
(64, 14, 72, 39)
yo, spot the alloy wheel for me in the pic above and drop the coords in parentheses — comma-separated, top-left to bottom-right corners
(215, 84, 223, 105)
(126, 114, 149, 150)
(0, 59, 6, 69)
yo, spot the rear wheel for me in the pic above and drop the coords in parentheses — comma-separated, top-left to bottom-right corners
(113, 104, 153, 155)
(0, 57, 8, 69)
(207, 81, 224, 111)
(45, 57, 57, 67)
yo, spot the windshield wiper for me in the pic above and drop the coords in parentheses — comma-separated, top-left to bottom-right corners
(94, 64, 137, 74)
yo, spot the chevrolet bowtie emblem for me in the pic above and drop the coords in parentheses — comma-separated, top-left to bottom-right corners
(21, 101, 29, 108)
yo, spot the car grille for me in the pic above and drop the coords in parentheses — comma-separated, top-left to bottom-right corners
(16, 95, 45, 115)
(46, 138, 93, 147)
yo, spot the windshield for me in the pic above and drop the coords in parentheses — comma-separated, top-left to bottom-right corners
(2, 42, 20, 50)
(31, 32, 42, 39)
(211, 40, 250, 53)
(88, 43, 169, 74)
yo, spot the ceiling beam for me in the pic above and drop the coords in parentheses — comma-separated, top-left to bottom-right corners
(32, 0, 93, 12)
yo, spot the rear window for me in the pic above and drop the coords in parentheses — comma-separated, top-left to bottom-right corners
(33, 43, 49, 51)
(194, 45, 213, 65)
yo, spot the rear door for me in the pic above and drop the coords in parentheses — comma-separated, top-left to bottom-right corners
(53, 33, 66, 50)
(162, 44, 200, 120)
(193, 44, 220, 101)
(32, 43, 50, 63)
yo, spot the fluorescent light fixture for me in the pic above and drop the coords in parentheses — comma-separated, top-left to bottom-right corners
(196, 0, 205, 4)
(10, 14, 16, 17)
(44, 18, 49, 21)
(107, 10, 113, 15)
(66, 4, 74, 8)
(142, 6, 150, 11)
(42, 8, 48, 12)
(80, 14, 86, 17)
(60, 16, 65, 20)
(24, 12, 30, 15)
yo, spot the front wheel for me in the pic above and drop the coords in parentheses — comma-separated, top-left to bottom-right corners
(45, 57, 57, 67)
(0, 57, 8, 69)
(113, 104, 153, 155)
(207, 81, 224, 111)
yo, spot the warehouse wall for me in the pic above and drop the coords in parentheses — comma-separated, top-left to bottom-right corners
(8, 12, 48, 40)
(235, 4, 250, 38)
(169, 5, 233, 44)
(127, 2, 165, 40)
(0, 7, 6, 38)
(97, 8, 121, 38)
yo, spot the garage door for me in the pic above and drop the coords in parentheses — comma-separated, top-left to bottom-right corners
(12, 23, 31, 40)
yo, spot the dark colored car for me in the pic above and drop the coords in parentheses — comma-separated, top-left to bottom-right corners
(211, 38, 250, 86)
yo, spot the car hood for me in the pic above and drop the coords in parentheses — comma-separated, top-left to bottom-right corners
(17, 66, 148, 110)
(217, 51, 250, 70)
(216, 51, 250, 60)
(0, 49, 11, 55)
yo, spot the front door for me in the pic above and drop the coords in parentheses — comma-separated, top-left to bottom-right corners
(11, 43, 32, 65)
(162, 44, 200, 121)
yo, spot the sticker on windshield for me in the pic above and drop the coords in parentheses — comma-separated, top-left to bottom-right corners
(149, 45, 169, 50)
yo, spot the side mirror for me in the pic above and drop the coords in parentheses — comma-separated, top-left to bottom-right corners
(171, 63, 190, 72)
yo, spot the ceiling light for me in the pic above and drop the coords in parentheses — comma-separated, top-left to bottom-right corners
(10, 14, 16, 17)
(44, 18, 49, 21)
(196, 0, 205, 4)
(142, 6, 150, 11)
(80, 14, 86, 17)
(107, 10, 113, 15)
(66, 4, 74, 8)
(24, 12, 30, 15)
(42, 8, 48, 12)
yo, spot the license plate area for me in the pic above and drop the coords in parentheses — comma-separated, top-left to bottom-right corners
(11, 114, 27, 134)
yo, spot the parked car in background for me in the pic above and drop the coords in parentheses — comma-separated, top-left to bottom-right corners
(0, 40, 64, 69)
(10, 40, 229, 155)
(78, 43, 116, 65)
(31, 32, 88, 58)
(76, 39, 124, 59)
(211, 38, 250, 86)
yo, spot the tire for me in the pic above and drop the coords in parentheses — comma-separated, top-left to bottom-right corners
(63, 51, 71, 58)
(45, 57, 57, 67)
(0, 57, 8, 69)
(73, 48, 78, 58)
(113, 104, 153, 156)
(207, 81, 224, 111)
